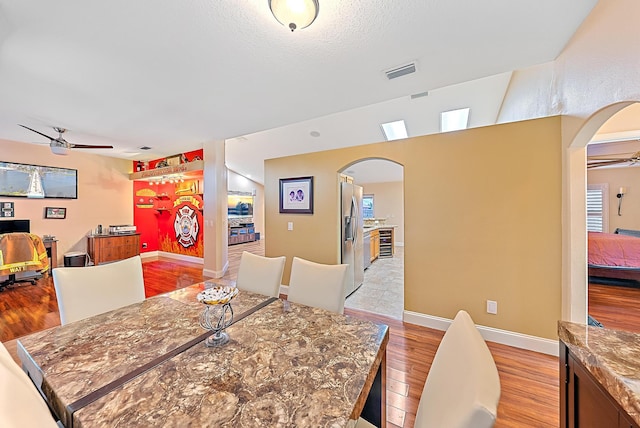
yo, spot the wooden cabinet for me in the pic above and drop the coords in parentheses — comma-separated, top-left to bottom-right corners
(88, 234, 140, 265)
(228, 226, 256, 245)
(370, 230, 380, 262)
(561, 342, 639, 428)
(43, 239, 58, 272)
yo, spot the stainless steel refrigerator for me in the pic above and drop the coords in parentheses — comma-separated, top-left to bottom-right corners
(341, 182, 364, 297)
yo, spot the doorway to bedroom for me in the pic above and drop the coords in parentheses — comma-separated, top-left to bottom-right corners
(585, 102, 640, 333)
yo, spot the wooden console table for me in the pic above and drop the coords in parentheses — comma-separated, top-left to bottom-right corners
(43, 239, 57, 272)
(87, 234, 140, 265)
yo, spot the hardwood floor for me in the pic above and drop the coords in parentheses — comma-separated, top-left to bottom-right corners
(588, 282, 640, 333)
(1, 242, 635, 427)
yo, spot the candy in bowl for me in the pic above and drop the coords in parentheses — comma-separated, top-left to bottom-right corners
(197, 285, 238, 347)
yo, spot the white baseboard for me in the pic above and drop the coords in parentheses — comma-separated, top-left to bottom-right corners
(156, 251, 203, 264)
(139, 251, 159, 259)
(403, 310, 558, 356)
(203, 260, 229, 279)
(141, 251, 228, 278)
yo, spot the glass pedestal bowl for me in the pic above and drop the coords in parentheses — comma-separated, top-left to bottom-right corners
(197, 286, 239, 347)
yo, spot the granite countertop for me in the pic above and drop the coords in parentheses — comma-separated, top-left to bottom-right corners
(558, 321, 640, 424)
(18, 283, 272, 428)
(74, 299, 388, 427)
(362, 224, 397, 234)
(19, 283, 389, 427)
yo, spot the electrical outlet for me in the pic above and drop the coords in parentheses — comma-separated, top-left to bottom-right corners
(287, 222, 293, 231)
(142, 243, 148, 249)
(487, 300, 498, 315)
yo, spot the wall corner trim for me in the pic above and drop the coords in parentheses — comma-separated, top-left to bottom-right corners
(403, 310, 559, 356)
(203, 261, 229, 279)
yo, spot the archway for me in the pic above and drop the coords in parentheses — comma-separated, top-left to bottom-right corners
(338, 157, 405, 319)
(565, 101, 637, 323)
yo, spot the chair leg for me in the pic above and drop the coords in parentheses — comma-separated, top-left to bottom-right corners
(0, 274, 37, 291)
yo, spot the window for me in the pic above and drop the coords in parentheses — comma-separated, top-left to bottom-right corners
(587, 184, 608, 232)
(363, 194, 374, 219)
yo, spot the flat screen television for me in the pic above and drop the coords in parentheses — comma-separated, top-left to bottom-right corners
(0, 219, 30, 234)
(228, 193, 254, 218)
(0, 161, 78, 199)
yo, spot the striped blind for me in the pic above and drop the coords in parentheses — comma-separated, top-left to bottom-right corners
(587, 185, 606, 232)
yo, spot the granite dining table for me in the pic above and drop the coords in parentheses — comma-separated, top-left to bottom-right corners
(18, 282, 389, 428)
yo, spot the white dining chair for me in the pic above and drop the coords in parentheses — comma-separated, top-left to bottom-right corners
(287, 257, 348, 314)
(0, 342, 59, 428)
(235, 251, 286, 297)
(53, 255, 146, 325)
(357, 310, 501, 428)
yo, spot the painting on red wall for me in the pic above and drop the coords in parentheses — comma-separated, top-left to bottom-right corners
(158, 195, 204, 257)
(134, 149, 203, 171)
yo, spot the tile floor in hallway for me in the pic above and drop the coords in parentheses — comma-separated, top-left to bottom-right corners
(345, 246, 404, 319)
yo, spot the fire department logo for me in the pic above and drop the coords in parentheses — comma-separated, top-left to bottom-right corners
(174, 205, 199, 248)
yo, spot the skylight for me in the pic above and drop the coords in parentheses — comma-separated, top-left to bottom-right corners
(440, 108, 470, 132)
(380, 120, 408, 141)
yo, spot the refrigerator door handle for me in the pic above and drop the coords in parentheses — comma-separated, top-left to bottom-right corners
(351, 195, 358, 241)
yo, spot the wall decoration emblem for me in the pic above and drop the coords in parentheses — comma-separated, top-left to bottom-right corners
(174, 205, 199, 248)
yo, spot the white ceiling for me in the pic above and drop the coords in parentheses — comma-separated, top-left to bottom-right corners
(0, 1, 599, 184)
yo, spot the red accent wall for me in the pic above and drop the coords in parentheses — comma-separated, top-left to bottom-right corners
(132, 149, 204, 257)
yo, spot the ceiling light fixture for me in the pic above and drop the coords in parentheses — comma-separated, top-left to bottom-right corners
(380, 120, 408, 141)
(269, 0, 319, 32)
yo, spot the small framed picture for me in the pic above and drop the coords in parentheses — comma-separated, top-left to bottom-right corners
(166, 155, 181, 166)
(45, 207, 66, 219)
(279, 176, 313, 214)
(1, 202, 14, 217)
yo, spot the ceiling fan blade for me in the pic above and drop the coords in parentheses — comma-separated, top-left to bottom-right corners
(68, 144, 114, 149)
(18, 124, 55, 142)
(587, 159, 632, 168)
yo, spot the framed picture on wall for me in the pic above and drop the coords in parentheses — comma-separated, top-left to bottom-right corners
(279, 176, 313, 214)
(45, 207, 66, 219)
(1, 202, 14, 217)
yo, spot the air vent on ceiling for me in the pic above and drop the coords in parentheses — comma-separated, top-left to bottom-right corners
(139, 146, 152, 150)
(410, 91, 429, 100)
(385, 62, 417, 80)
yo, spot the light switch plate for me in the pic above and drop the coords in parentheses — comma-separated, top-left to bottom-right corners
(486, 300, 498, 315)
(287, 222, 293, 231)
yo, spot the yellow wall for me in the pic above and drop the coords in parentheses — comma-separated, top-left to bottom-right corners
(265, 116, 562, 339)
(588, 166, 640, 233)
(1, 139, 133, 268)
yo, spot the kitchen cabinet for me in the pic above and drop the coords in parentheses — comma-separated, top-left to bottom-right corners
(88, 234, 140, 265)
(560, 341, 639, 428)
(370, 229, 380, 262)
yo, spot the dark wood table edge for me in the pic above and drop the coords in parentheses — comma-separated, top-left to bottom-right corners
(352, 325, 389, 427)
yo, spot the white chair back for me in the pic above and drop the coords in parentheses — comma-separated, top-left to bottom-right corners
(53, 255, 146, 325)
(235, 251, 285, 297)
(0, 343, 58, 427)
(415, 310, 501, 428)
(287, 257, 348, 314)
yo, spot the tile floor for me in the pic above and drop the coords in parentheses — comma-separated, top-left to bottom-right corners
(345, 246, 404, 319)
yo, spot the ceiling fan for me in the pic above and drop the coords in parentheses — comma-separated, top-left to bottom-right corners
(19, 124, 114, 156)
(587, 151, 640, 169)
